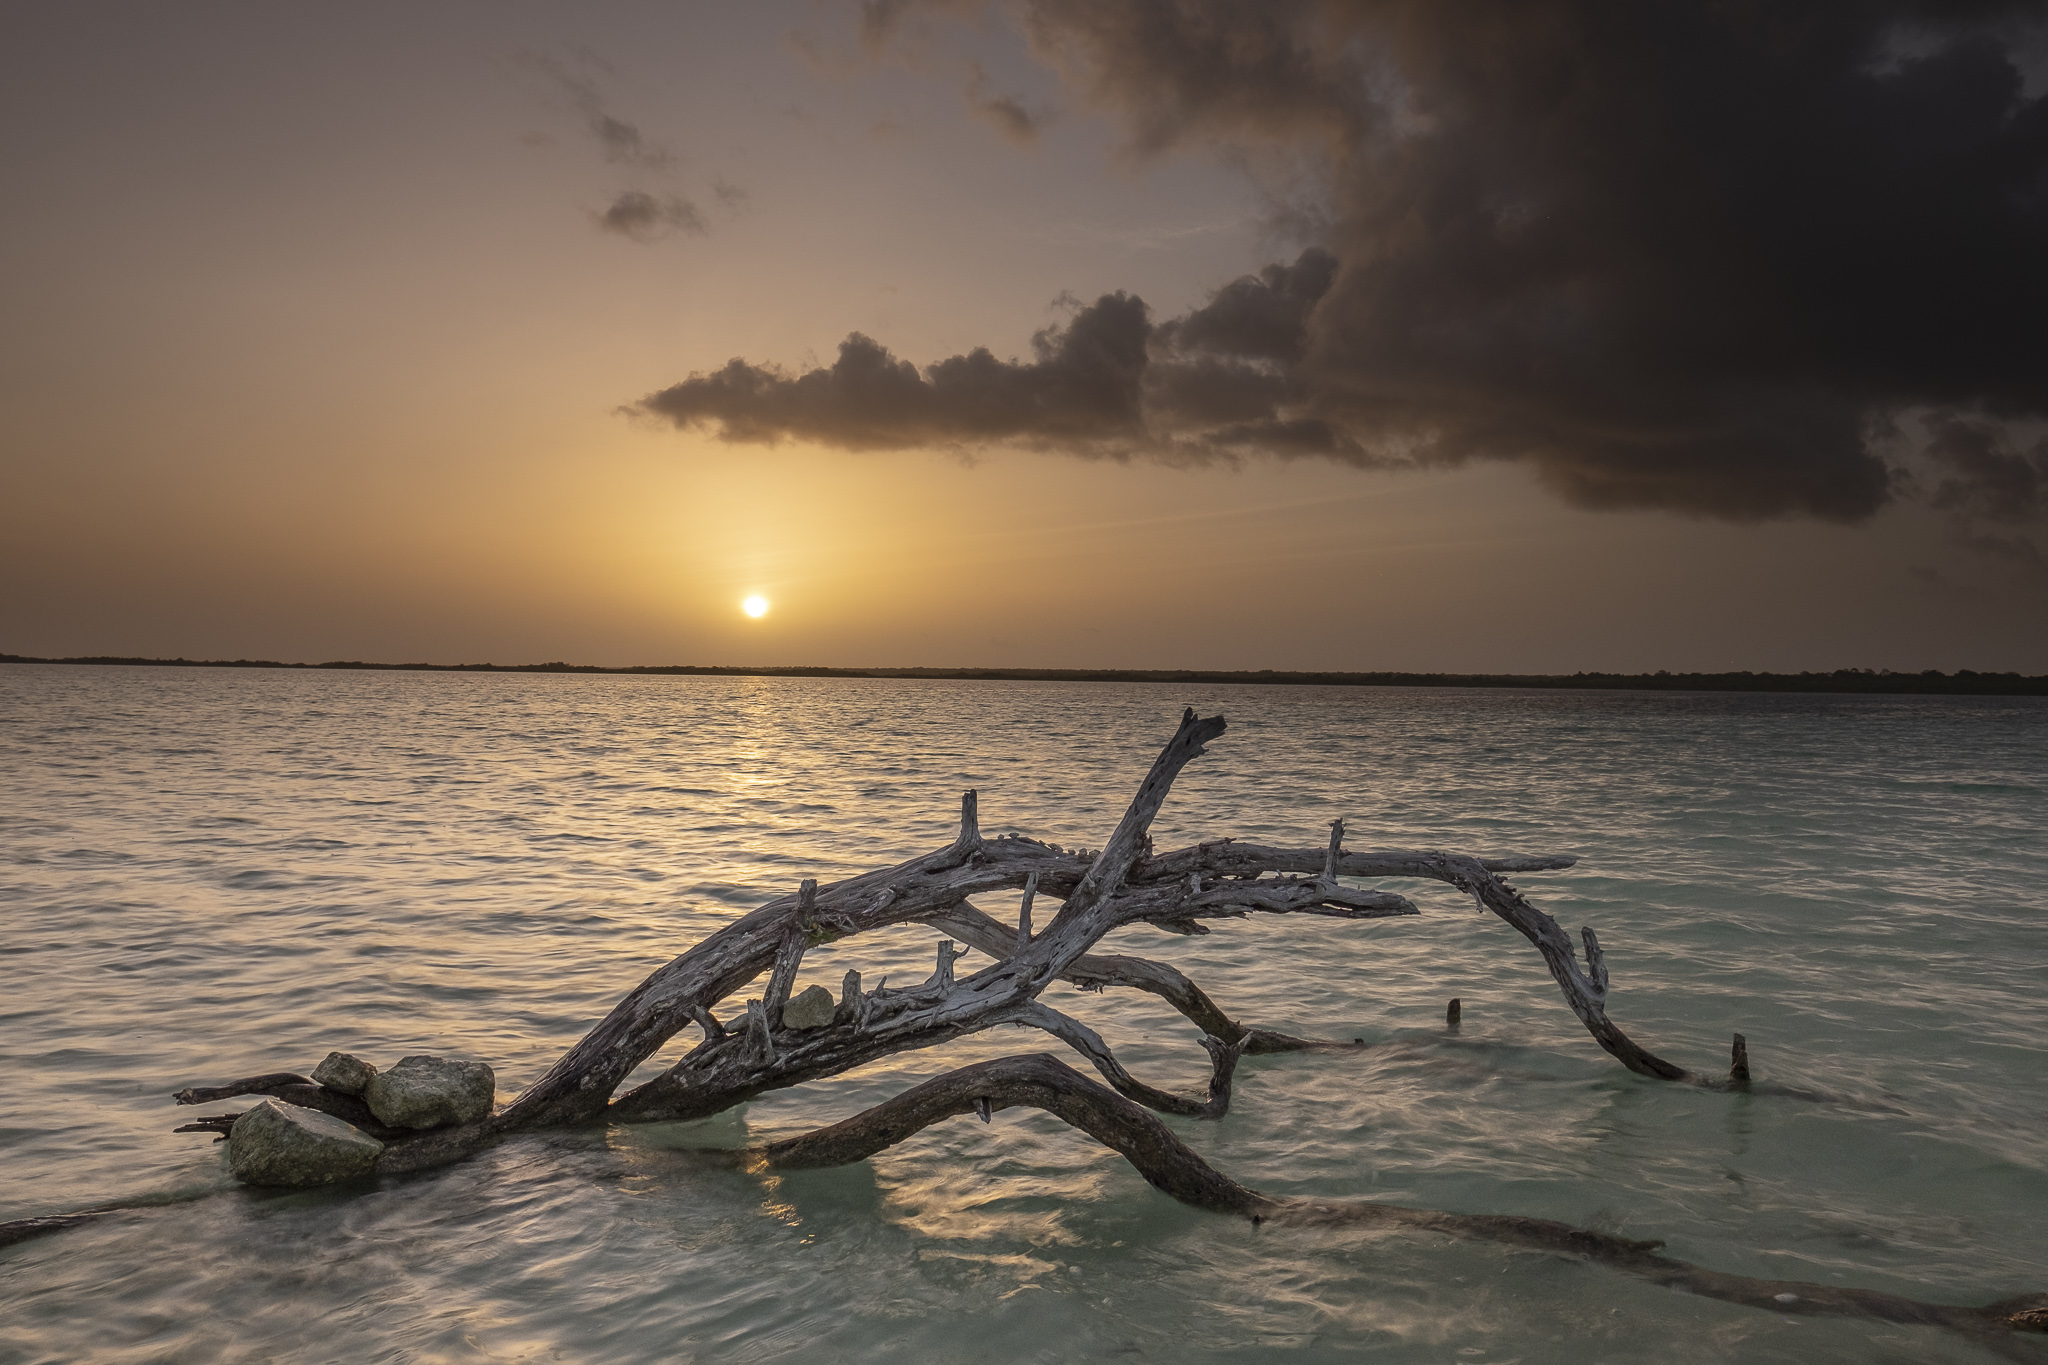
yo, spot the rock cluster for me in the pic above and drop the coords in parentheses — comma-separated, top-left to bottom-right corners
(220, 1050, 496, 1188)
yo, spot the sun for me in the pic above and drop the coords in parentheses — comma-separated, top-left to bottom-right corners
(741, 595, 770, 618)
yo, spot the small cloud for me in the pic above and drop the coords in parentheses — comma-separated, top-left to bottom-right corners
(593, 113, 672, 169)
(713, 177, 749, 210)
(966, 61, 1048, 146)
(596, 191, 706, 242)
(868, 117, 907, 141)
(513, 49, 676, 169)
(518, 130, 555, 149)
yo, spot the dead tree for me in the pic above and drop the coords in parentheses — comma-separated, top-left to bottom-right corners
(78, 711, 2048, 1345)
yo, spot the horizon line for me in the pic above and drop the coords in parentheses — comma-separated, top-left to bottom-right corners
(3, 652, 2043, 696)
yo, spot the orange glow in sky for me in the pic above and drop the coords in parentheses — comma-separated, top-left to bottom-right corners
(0, 4, 2041, 674)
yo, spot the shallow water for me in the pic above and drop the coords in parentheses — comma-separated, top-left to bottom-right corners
(2, 664, 2045, 1363)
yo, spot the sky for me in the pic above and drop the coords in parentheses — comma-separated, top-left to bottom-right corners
(3, 1, 2045, 674)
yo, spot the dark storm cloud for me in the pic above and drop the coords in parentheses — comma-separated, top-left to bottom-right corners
(596, 191, 705, 242)
(1154, 248, 1337, 364)
(1924, 415, 2048, 523)
(645, 1, 2048, 525)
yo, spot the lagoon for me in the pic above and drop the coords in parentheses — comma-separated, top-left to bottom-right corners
(2, 665, 2044, 1363)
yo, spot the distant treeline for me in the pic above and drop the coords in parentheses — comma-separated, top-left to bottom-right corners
(4, 652, 2044, 695)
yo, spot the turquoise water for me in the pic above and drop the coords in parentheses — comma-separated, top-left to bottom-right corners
(1, 665, 2044, 1363)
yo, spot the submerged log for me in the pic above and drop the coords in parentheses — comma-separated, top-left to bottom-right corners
(120, 707, 2041, 1346)
(740, 1054, 2048, 1349)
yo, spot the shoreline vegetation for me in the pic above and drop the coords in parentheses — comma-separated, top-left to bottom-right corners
(4, 652, 2043, 695)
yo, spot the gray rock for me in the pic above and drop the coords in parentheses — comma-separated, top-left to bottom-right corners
(365, 1055, 494, 1129)
(781, 984, 835, 1030)
(311, 1051, 379, 1096)
(228, 1098, 384, 1187)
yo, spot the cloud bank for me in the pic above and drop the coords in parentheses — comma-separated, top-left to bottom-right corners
(643, 292, 1150, 453)
(639, 1, 2048, 524)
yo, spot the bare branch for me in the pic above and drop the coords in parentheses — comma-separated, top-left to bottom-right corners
(957, 789, 980, 847)
(1037, 709, 1229, 947)
(921, 901, 1231, 1032)
(172, 1072, 314, 1104)
(925, 939, 965, 990)
(763, 933, 803, 1019)
(1013, 1002, 1239, 1118)
(922, 901, 1346, 1056)
(1432, 855, 1695, 1082)
(173, 1073, 407, 1139)
(744, 999, 774, 1064)
(1138, 876, 1417, 923)
(1138, 841, 1578, 883)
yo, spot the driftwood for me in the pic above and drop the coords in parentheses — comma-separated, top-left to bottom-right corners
(11, 709, 2039, 1345)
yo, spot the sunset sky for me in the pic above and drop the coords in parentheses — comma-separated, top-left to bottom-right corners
(4, 2, 2045, 673)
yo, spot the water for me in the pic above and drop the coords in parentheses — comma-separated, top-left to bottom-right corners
(2, 664, 2045, 1363)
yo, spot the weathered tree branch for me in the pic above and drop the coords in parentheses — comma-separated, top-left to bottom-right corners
(1011, 1003, 1241, 1118)
(171, 710, 1716, 1144)
(171, 1073, 410, 1140)
(922, 901, 1237, 1029)
(920, 901, 1329, 1052)
(1136, 841, 1698, 1081)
